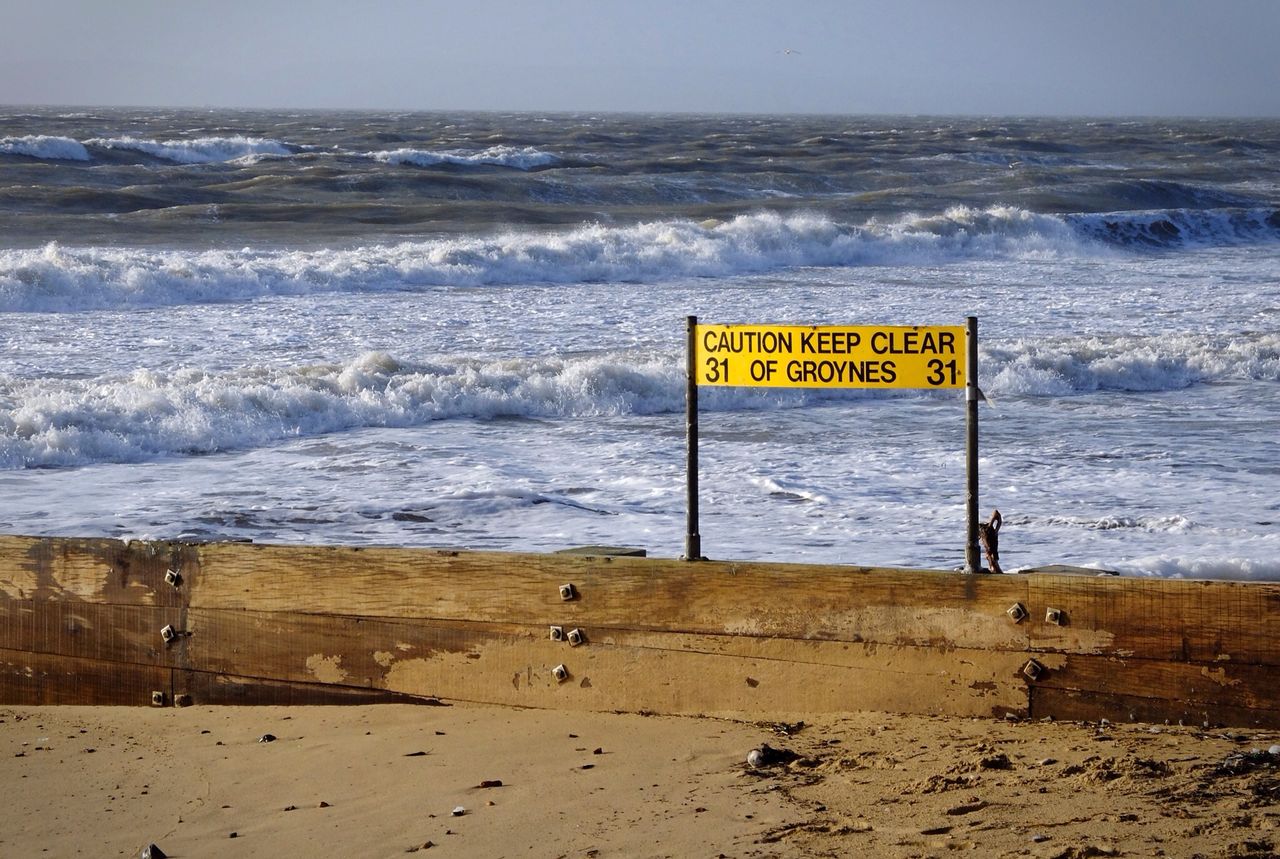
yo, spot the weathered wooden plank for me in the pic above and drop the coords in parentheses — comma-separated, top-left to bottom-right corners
(0, 646, 431, 707)
(177, 607, 1029, 720)
(0, 596, 1029, 717)
(0, 535, 1030, 652)
(0, 599, 183, 667)
(188, 542, 1031, 651)
(1029, 651, 1280, 716)
(0, 535, 194, 607)
(1030, 686, 1280, 730)
(3, 535, 1279, 727)
(1027, 574, 1280, 665)
(0, 598, 1026, 716)
(0, 647, 171, 706)
(377, 630, 1029, 720)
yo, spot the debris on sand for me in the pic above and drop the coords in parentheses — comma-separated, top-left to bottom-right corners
(747, 743, 801, 769)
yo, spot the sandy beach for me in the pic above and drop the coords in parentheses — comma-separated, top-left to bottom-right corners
(3, 703, 1278, 858)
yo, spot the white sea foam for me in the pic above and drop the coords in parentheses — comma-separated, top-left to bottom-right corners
(0, 135, 91, 161)
(1, 328, 1276, 469)
(748, 476, 832, 504)
(0, 209, 1102, 312)
(370, 145, 559, 169)
(0, 351, 684, 468)
(1036, 514, 1196, 532)
(985, 333, 1280, 395)
(1005, 553, 1280, 582)
(85, 135, 293, 163)
(7, 205, 1275, 315)
(1110, 553, 1280, 581)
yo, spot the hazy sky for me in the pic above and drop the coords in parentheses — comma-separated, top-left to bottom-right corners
(2, 0, 1277, 116)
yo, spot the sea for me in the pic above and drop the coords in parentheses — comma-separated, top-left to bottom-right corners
(1, 109, 1277, 579)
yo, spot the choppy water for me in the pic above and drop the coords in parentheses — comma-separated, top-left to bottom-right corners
(2, 109, 1278, 578)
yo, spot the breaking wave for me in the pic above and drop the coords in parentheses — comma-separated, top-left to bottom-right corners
(0, 208, 1124, 313)
(985, 332, 1280, 394)
(84, 135, 294, 164)
(0, 351, 680, 468)
(1, 331, 1276, 469)
(1067, 207, 1280, 248)
(0, 135, 91, 161)
(4, 206, 1278, 313)
(370, 145, 560, 170)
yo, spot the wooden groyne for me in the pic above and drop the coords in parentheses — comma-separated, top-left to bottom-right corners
(1, 535, 1277, 727)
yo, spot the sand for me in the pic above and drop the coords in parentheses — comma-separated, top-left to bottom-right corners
(2, 704, 1278, 858)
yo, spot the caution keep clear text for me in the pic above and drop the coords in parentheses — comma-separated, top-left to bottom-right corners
(694, 323, 967, 389)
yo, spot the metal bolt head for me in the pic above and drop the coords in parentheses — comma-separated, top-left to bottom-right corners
(164, 569, 182, 588)
(1045, 607, 1065, 626)
(566, 628, 584, 647)
(160, 624, 176, 644)
(1023, 659, 1045, 681)
(552, 664, 569, 682)
(150, 691, 166, 707)
(559, 583, 577, 601)
(1006, 603, 1027, 623)
(549, 625, 564, 642)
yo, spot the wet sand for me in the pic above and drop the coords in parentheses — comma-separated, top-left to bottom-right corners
(2, 704, 1278, 858)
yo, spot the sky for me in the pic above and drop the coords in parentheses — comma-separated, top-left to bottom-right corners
(2, 0, 1278, 117)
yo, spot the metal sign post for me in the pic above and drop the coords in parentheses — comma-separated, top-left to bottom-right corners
(964, 315, 981, 573)
(683, 315, 702, 561)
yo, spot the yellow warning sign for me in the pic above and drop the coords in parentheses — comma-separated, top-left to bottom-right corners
(694, 323, 967, 389)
